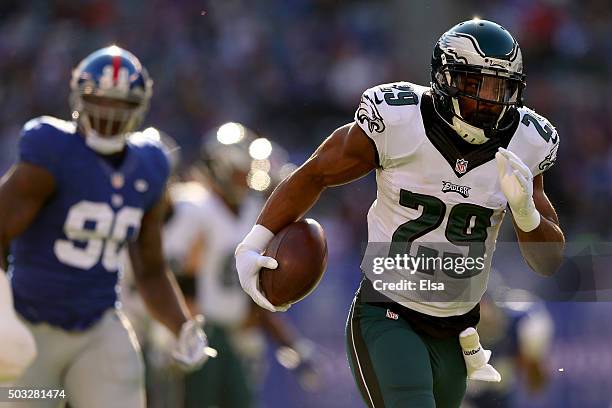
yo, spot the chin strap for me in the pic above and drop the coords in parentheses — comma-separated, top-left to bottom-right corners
(450, 98, 490, 145)
(77, 107, 129, 154)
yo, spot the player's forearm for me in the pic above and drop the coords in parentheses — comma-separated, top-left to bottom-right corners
(135, 268, 190, 336)
(0, 240, 7, 271)
(257, 123, 376, 232)
(258, 308, 299, 348)
(257, 167, 326, 233)
(514, 215, 565, 277)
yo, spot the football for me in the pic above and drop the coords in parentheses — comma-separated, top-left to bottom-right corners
(259, 219, 328, 307)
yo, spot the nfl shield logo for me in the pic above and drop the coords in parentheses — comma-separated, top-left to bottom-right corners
(455, 158, 468, 174)
(111, 173, 124, 189)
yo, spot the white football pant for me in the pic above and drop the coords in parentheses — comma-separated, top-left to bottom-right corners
(6, 309, 144, 408)
(0, 270, 37, 384)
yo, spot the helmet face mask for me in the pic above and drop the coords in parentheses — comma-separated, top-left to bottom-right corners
(80, 94, 141, 136)
(70, 46, 153, 154)
(431, 20, 526, 144)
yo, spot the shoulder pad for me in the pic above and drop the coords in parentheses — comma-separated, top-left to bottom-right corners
(19, 116, 75, 178)
(355, 82, 428, 167)
(513, 107, 559, 175)
(356, 82, 427, 133)
(23, 116, 76, 134)
(128, 131, 164, 148)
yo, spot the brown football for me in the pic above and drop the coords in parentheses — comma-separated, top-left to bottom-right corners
(259, 219, 328, 307)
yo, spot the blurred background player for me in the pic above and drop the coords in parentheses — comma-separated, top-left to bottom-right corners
(121, 122, 316, 408)
(464, 284, 554, 408)
(184, 123, 317, 407)
(0, 46, 209, 408)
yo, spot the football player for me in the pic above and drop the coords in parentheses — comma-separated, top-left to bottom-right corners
(179, 123, 317, 407)
(0, 46, 209, 408)
(235, 19, 565, 407)
(463, 288, 554, 407)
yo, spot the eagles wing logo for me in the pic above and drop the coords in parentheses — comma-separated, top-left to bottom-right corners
(538, 142, 559, 171)
(356, 94, 385, 134)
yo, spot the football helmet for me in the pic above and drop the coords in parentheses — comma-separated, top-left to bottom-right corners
(70, 45, 153, 154)
(200, 122, 290, 205)
(431, 19, 525, 144)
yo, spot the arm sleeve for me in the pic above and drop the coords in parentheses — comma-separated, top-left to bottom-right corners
(527, 114, 560, 177)
(533, 132, 559, 176)
(18, 119, 65, 179)
(354, 87, 388, 166)
(144, 145, 171, 211)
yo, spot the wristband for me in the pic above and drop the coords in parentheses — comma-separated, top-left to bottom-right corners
(236, 224, 275, 254)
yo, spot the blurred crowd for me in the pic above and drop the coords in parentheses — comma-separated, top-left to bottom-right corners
(1, 0, 611, 239)
(1, 0, 612, 407)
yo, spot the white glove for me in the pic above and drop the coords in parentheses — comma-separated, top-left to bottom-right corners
(459, 327, 501, 382)
(171, 316, 214, 371)
(235, 225, 290, 312)
(496, 147, 541, 232)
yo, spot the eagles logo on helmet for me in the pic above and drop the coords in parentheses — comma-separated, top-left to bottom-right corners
(431, 19, 526, 145)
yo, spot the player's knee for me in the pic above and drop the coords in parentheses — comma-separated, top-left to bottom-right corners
(433, 365, 467, 408)
(0, 317, 37, 382)
(377, 379, 436, 408)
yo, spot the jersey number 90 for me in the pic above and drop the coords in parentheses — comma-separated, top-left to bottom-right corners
(54, 201, 143, 272)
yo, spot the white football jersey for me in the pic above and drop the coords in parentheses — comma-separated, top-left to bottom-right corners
(193, 189, 262, 327)
(355, 82, 559, 317)
(164, 182, 209, 267)
(120, 183, 261, 333)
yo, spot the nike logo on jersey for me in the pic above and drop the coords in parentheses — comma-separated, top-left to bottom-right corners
(441, 181, 471, 198)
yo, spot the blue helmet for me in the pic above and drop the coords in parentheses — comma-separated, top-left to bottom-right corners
(70, 46, 153, 154)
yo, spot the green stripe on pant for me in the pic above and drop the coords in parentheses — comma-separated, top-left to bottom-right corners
(345, 297, 468, 408)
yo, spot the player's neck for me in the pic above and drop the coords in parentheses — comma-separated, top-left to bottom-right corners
(98, 149, 127, 169)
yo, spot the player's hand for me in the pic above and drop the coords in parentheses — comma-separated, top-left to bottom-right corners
(276, 340, 322, 391)
(171, 316, 215, 371)
(235, 225, 290, 312)
(496, 147, 541, 232)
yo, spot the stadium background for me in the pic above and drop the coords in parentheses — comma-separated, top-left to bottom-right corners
(1, 0, 612, 407)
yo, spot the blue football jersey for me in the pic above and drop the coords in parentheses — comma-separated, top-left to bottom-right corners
(10, 116, 169, 330)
